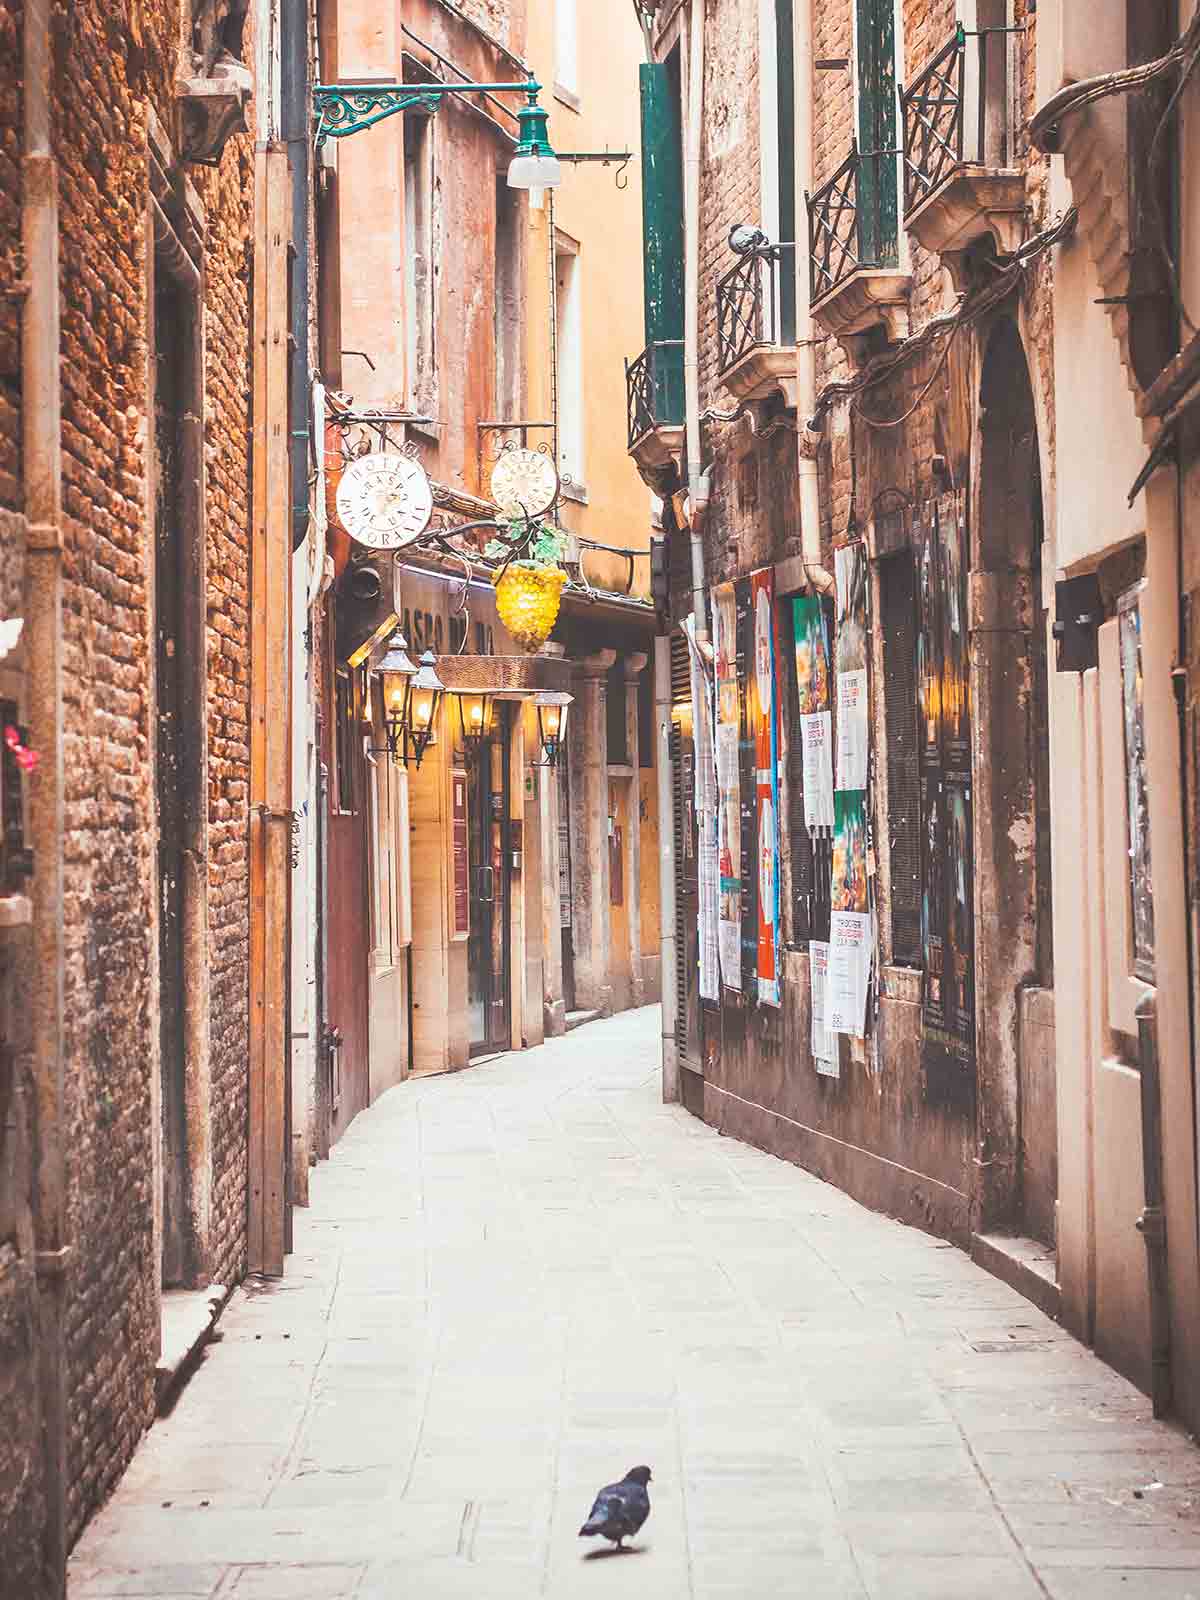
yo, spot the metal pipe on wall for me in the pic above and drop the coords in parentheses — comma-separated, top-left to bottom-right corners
(792, 0, 835, 595)
(655, 631, 679, 1101)
(23, 0, 68, 1589)
(684, 0, 711, 641)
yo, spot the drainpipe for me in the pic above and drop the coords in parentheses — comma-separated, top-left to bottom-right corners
(655, 633, 679, 1100)
(793, 0, 835, 596)
(1135, 994, 1172, 1418)
(23, 0, 68, 1590)
(683, 0, 710, 641)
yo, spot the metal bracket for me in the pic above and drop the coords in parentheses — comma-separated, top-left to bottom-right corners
(314, 79, 539, 147)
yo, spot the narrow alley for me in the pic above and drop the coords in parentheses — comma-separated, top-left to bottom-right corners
(70, 1008, 1200, 1600)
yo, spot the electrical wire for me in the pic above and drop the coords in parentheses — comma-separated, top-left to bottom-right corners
(809, 206, 1078, 430)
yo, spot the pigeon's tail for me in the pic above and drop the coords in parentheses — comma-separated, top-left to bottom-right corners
(578, 1516, 604, 1538)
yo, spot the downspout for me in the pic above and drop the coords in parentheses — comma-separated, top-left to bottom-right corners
(793, 0, 835, 595)
(1135, 995, 1172, 1417)
(656, 635, 679, 1100)
(684, 0, 711, 641)
(23, 0, 68, 1591)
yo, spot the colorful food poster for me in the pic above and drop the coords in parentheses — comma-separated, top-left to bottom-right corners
(751, 568, 781, 1007)
(711, 584, 742, 992)
(828, 788, 872, 1037)
(687, 616, 720, 1002)
(792, 596, 834, 829)
(835, 543, 869, 791)
(809, 940, 839, 1076)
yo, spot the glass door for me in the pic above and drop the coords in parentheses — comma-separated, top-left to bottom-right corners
(467, 705, 512, 1055)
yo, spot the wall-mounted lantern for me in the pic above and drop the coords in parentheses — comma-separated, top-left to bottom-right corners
(314, 78, 561, 191)
(534, 692, 572, 768)
(456, 692, 496, 760)
(405, 651, 446, 768)
(373, 630, 446, 770)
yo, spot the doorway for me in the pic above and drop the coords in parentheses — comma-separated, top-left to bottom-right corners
(976, 315, 1055, 1244)
(467, 704, 512, 1056)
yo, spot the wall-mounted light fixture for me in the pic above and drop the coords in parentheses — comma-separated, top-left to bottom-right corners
(405, 651, 446, 768)
(533, 692, 572, 768)
(456, 691, 495, 760)
(314, 78, 561, 190)
(372, 630, 446, 770)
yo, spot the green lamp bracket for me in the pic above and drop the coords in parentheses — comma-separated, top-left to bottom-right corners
(314, 79, 542, 147)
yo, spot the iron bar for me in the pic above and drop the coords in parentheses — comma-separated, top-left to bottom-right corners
(625, 340, 685, 450)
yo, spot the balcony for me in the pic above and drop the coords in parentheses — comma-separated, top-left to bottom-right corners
(625, 340, 685, 489)
(807, 144, 911, 359)
(901, 24, 1026, 288)
(715, 251, 797, 411)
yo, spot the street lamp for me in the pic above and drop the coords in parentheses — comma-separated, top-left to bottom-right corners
(534, 692, 572, 768)
(507, 94, 562, 189)
(313, 78, 561, 189)
(377, 629, 417, 765)
(456, 691, 495, 760)
(405, 651, 446, 769)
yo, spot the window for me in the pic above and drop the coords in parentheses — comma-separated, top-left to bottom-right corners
(555, 240, 584, 493)
(1119, 587, 1154, 984)
(494, 179, 522, 419)
(404, 109, 435, 416)
(555, 0, 578, 100)
(759, 0, 797, 343)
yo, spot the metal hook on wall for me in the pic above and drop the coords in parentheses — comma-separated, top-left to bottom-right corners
(615, 156, 630, 191)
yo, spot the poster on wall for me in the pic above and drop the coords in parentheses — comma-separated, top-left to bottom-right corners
(735, 577, 760, 994)
(835, 543, 869, 791)
(687, 616, 720, 1003)
(751, 568, 782, 1007)
(828, 788, 872, 1036)
(712, 584, 742, 993)
(809, 940, 839, 1076)
(792, 596, 834, 829)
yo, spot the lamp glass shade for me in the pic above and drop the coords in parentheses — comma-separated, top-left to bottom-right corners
(507, 100, 561, 190)
(407, 651, 445, 746)
(535, 691, 572, 765)
(507, 151, 562, 189)
(457, 692, 493, 746)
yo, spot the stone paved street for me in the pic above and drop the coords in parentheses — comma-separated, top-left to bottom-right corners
(69, 1008, 1200, 1599)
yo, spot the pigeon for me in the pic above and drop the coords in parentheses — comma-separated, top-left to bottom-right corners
(728, 222, 773, 257)
(578, 1465, 652, 1551)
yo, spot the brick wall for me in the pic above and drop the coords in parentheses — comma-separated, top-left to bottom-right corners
(665, 0, 1060, 1240)
(47, 0, 254, 1545)
(0, 0, 20, 512)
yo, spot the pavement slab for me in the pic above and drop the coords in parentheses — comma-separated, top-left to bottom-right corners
(68, 1006, 1200, 1598)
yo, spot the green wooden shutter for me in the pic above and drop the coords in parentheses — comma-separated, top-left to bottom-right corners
(640, 61, 686, 422)
(775, 0, 797, 344)
(855, 0, 899, 267)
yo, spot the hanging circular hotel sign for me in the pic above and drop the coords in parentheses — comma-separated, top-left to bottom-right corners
(490, 447, 560, 520)
(336, 451, 434, 549)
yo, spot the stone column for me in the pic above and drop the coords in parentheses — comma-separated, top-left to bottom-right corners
(623, 652, 649, 1007)
(571, 649, 616, 1015)
(538, 648, 566, 1037)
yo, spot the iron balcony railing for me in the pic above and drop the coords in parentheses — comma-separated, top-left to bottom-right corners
(716, 251, 797, 373)
(900, 23, 1016, 215)
(625, 340, 685, 452)
(808, 142, 902, 305)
